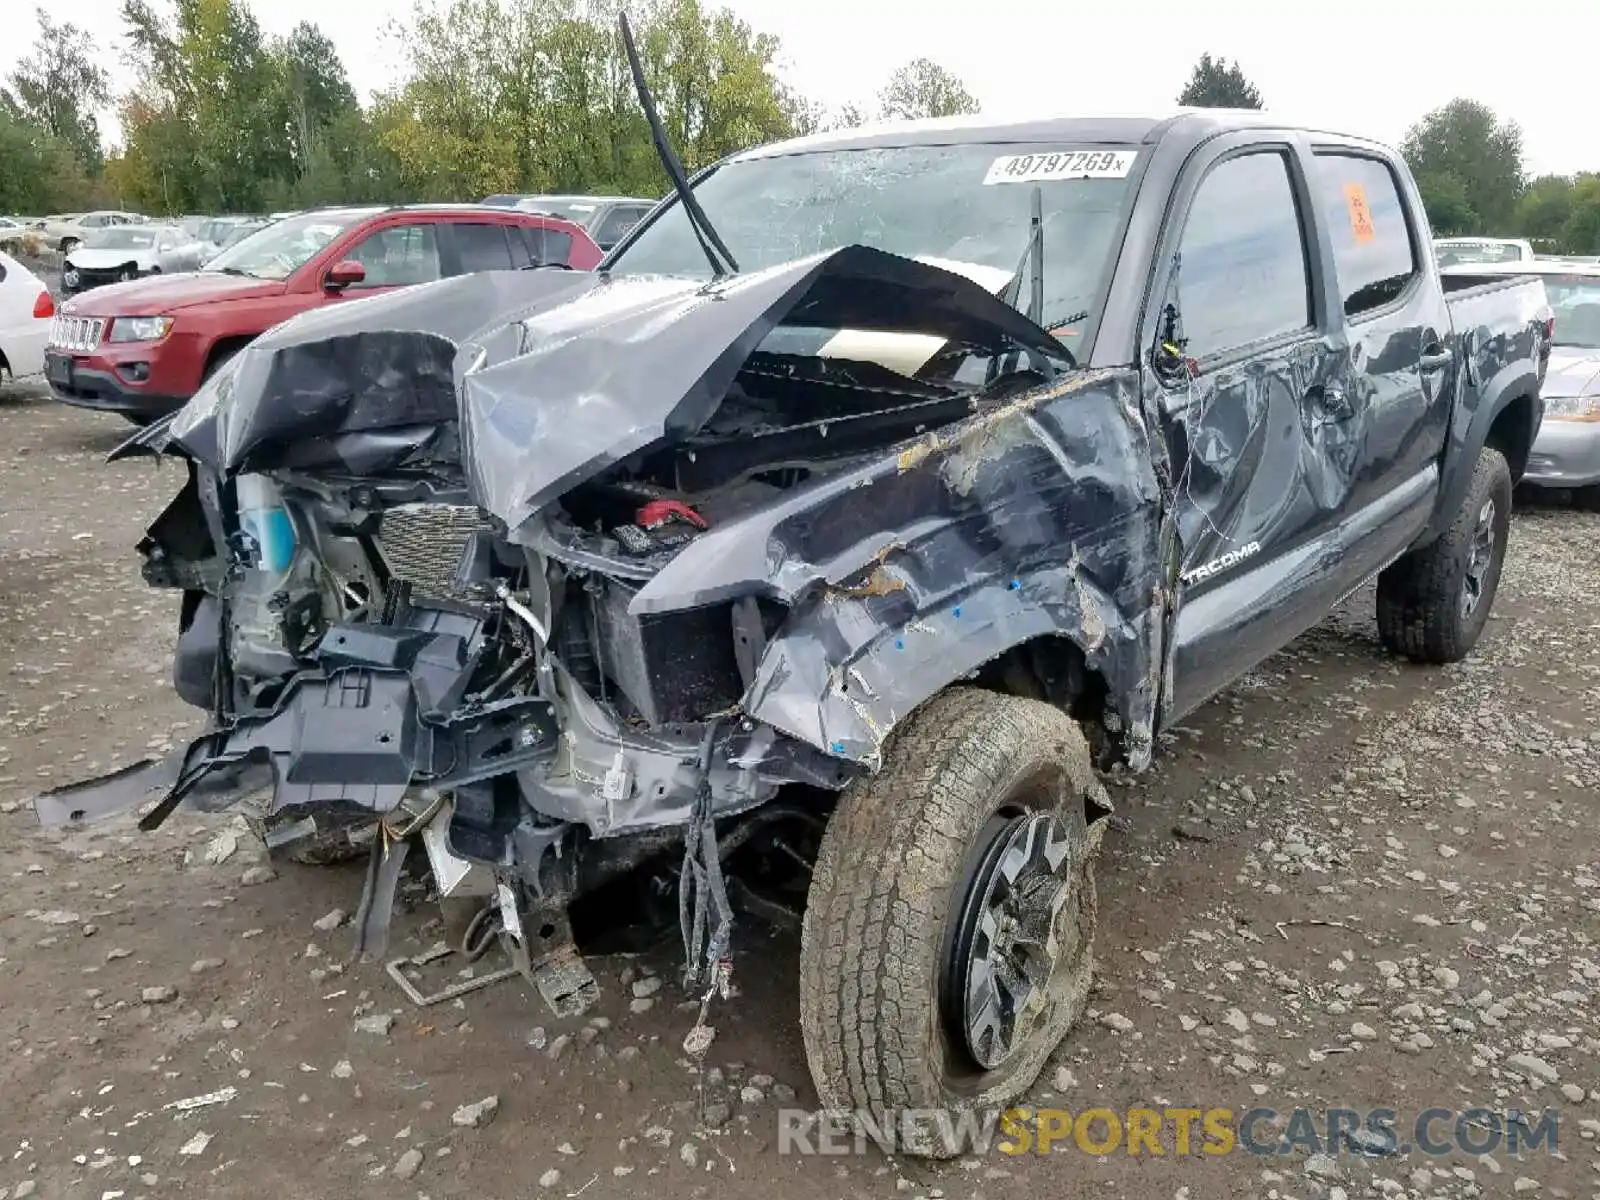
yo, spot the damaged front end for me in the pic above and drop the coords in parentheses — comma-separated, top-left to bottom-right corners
(39, 246, 1167, 1007)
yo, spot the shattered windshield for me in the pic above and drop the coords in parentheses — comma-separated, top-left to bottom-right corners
(204, 209, 376, 281)
(609, 142, 1142, 342)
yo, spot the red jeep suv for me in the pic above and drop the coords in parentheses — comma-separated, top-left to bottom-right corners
(45, 205, 603, 423)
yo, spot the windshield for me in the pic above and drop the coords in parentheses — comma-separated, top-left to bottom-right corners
(84, 228, 158, 249)
(1435, 241, 1526, 267)
(608, 143, 1141, 342)
(204, 210, 374, 280)
(1545, 275, 1600, 349)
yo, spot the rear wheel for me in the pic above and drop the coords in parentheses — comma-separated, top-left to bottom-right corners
(799, 687, 1105, 1158)
(1376, 446, 1513, 663)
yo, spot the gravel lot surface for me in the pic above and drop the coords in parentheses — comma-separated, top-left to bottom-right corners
(1, 384, 1596, 1200)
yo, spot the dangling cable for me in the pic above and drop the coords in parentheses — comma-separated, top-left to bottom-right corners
(677, 718, 733, 1118)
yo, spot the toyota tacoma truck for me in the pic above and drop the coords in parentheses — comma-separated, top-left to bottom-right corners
(39, 110, 1551, 1155)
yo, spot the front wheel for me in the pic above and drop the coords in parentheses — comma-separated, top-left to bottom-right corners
(1376, 446, 1513, 663)
(798, 687, 1106, 1158)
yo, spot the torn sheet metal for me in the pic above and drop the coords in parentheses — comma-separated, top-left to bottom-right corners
(54, 242, 1165, 843)
(116, 269, 597, 475)
(629, 367, 1169, 769)
(458, 244, 1070, 530)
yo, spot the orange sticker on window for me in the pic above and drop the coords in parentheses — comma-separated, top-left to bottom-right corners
(1343, 182, 1375, 243)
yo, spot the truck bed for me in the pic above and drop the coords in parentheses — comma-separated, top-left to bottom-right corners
(1441, 273, 1552, 380)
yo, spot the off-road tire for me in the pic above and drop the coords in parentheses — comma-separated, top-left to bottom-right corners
(1376, 446, 1513, 663)
(799, 687, 1104, 1158)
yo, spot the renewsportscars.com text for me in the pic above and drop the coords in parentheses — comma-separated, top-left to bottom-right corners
(777, 1105, 1561, 1158)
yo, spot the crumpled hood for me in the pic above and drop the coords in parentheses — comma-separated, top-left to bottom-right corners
(1543, 345, 1600, 398)
(458, 245, 1066, 530)
(122, 247, 1067, 532)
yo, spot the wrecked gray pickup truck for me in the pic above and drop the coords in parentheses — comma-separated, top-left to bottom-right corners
(41, 111, 1551, 1152)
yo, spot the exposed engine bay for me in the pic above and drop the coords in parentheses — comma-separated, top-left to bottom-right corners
(37, 248, 1167, 1012)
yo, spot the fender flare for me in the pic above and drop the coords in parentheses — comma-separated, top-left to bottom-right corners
(1420, 358, 1540, 545)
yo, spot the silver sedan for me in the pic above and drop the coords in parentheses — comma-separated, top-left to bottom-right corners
(61, 224, 209, 295)
(1523, 266, 1600, 503)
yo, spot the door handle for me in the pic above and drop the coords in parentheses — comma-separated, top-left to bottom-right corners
(1420, 347, 1452, 371)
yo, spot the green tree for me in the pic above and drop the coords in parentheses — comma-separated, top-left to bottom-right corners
(878, 58, 978, 121)
(3, 8, 112, 174)
(120, 0, 296, 212)
(1414, 171, 1477, 236)
(1176, 53, 1262, 109)
(1515, 174, 1574, 244)
(1557, 174, 1600, 255)
(1401, 99, 1523, 233)
(378, 0, 809, 201)
(0, 106, 93, 214)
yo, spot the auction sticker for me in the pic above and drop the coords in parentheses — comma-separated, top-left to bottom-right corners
(1343, 182, 1376, 243)
(984, 150, 1138, 184)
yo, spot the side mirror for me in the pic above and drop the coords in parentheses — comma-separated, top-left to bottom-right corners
(324, 260, 365, 290)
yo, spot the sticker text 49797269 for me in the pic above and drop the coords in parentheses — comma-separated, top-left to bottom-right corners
(983, 150, 1138, 185)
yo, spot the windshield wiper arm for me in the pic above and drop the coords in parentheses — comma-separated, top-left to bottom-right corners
(618, 11, 737, 278)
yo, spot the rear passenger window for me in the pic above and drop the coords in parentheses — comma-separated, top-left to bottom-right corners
(1176, 152, 1312, 359)
(454, 223, 515, 273)
(521, 226, 573, 267)
(592, 205, 648, 248)
(1313, 153, 1418, 318)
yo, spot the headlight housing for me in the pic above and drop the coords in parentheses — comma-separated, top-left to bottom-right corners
(108, 316, 174, 343)
(1543, 394, 1600, 422)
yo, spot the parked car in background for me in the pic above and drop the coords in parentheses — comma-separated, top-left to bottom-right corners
(206, 219, 271, 259)
(1433, 236, 1535, 267)
(35, 210, 149, 254)
(0, 216, 30, 251)
(45, 204, 602, 422)
(1446, 259, 1600, 506)
(0, 252, 54, 383)
(510, 194, 657, 250)
(61, 224, 209, 295)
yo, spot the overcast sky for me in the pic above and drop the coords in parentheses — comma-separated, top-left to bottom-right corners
(3, 0, 1591, 178)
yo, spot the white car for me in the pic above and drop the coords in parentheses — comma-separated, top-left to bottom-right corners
(0, 216, 30, 251)
(0, 252, 53, 383)
(61, 224, 207, 295)
(1433, 236, 1535, 268)
(35, 210, 148, 254)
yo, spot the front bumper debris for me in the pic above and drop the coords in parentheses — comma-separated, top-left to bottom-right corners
(35, 621, 560, 833)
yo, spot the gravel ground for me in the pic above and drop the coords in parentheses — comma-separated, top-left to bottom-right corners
(1, 387, 1596, 1200)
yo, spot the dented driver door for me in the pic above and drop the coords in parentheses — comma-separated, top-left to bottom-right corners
(1144, 136, 1355, 720)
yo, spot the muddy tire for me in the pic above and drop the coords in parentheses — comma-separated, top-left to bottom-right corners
(798, 687, 1105, 1158)
(1376, 447, 1512, 664)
